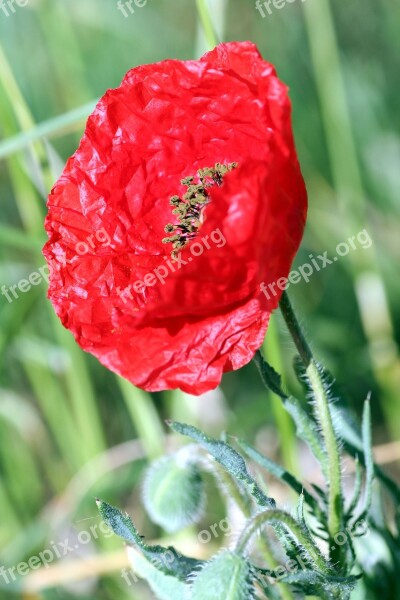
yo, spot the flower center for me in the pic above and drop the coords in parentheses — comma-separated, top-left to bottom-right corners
(162, 162, 238, 257)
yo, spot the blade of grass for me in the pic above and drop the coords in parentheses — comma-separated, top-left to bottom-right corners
(40, 1, 92, 108)
(0, 57, 106, 463)
(1, 161, 106, 465)
(0, 86, 45, 235)
(117, 376, 164, 460)
(0, 67, 98, 466)
(0, 479, 22, 544)
(0, 44, 36, 131)
(0, 43, 52, 190)
(164, 389, 198, 426)
(0, 101, 97, 161)
(0, 420, 43, 521)
(0, 225, 43, 251)
(19, 336, 82, 472)
(195, 0, 219, 49)
(52, 319, 107, 462)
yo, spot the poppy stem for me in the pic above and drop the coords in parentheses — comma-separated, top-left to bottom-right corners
(235, 509, 328, 573)
(262, 315, 298, 477)
(278, 291, 312, 365)
(278, 291, 344, 563)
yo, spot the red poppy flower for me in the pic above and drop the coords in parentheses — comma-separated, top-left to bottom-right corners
(43, 41, 307, 395)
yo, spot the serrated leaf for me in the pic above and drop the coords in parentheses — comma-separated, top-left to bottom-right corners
(253, 351, 287, 399)
(293, 354, 306, 384)
(310, 485, 328, 512)
(296, 493, 307, 527)
(167, 422, 275, 509)
(97, 499, 202, 580)
(127, 547, 190, 600)
(252, 353, 331, 483)
(142, 454, 205, 533)
(191, 550, 255, 600)
(284, 397, 329, 478)
(346, 457, 363, 523)
(360, 397, 374, 519)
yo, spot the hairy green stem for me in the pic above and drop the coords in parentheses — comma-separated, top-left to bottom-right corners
(235, 509, 328, 573)
(278, 292, 313, 365)
(279, 292, 343, 559)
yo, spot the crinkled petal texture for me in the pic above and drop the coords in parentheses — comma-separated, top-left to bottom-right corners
(43, 41, 307, 395)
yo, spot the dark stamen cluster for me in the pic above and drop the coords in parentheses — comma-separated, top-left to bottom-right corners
(163, 162, 238, 257)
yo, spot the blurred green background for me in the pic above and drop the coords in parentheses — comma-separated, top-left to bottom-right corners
(0, 0, 399, 598)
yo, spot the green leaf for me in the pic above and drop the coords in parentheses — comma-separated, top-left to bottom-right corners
(252, 353, 331, 482)
(97, 499, 202, 580)
(346, 457, 363, 522)
(191, 550, 255, 600)
(167, 421, 275, 509)
(142, 454, 205, 533)
(253, 351, 287, 399)
(284, 397, 329, 478)
(360, 397, 374, 518)
(296, 493, 306, 528)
